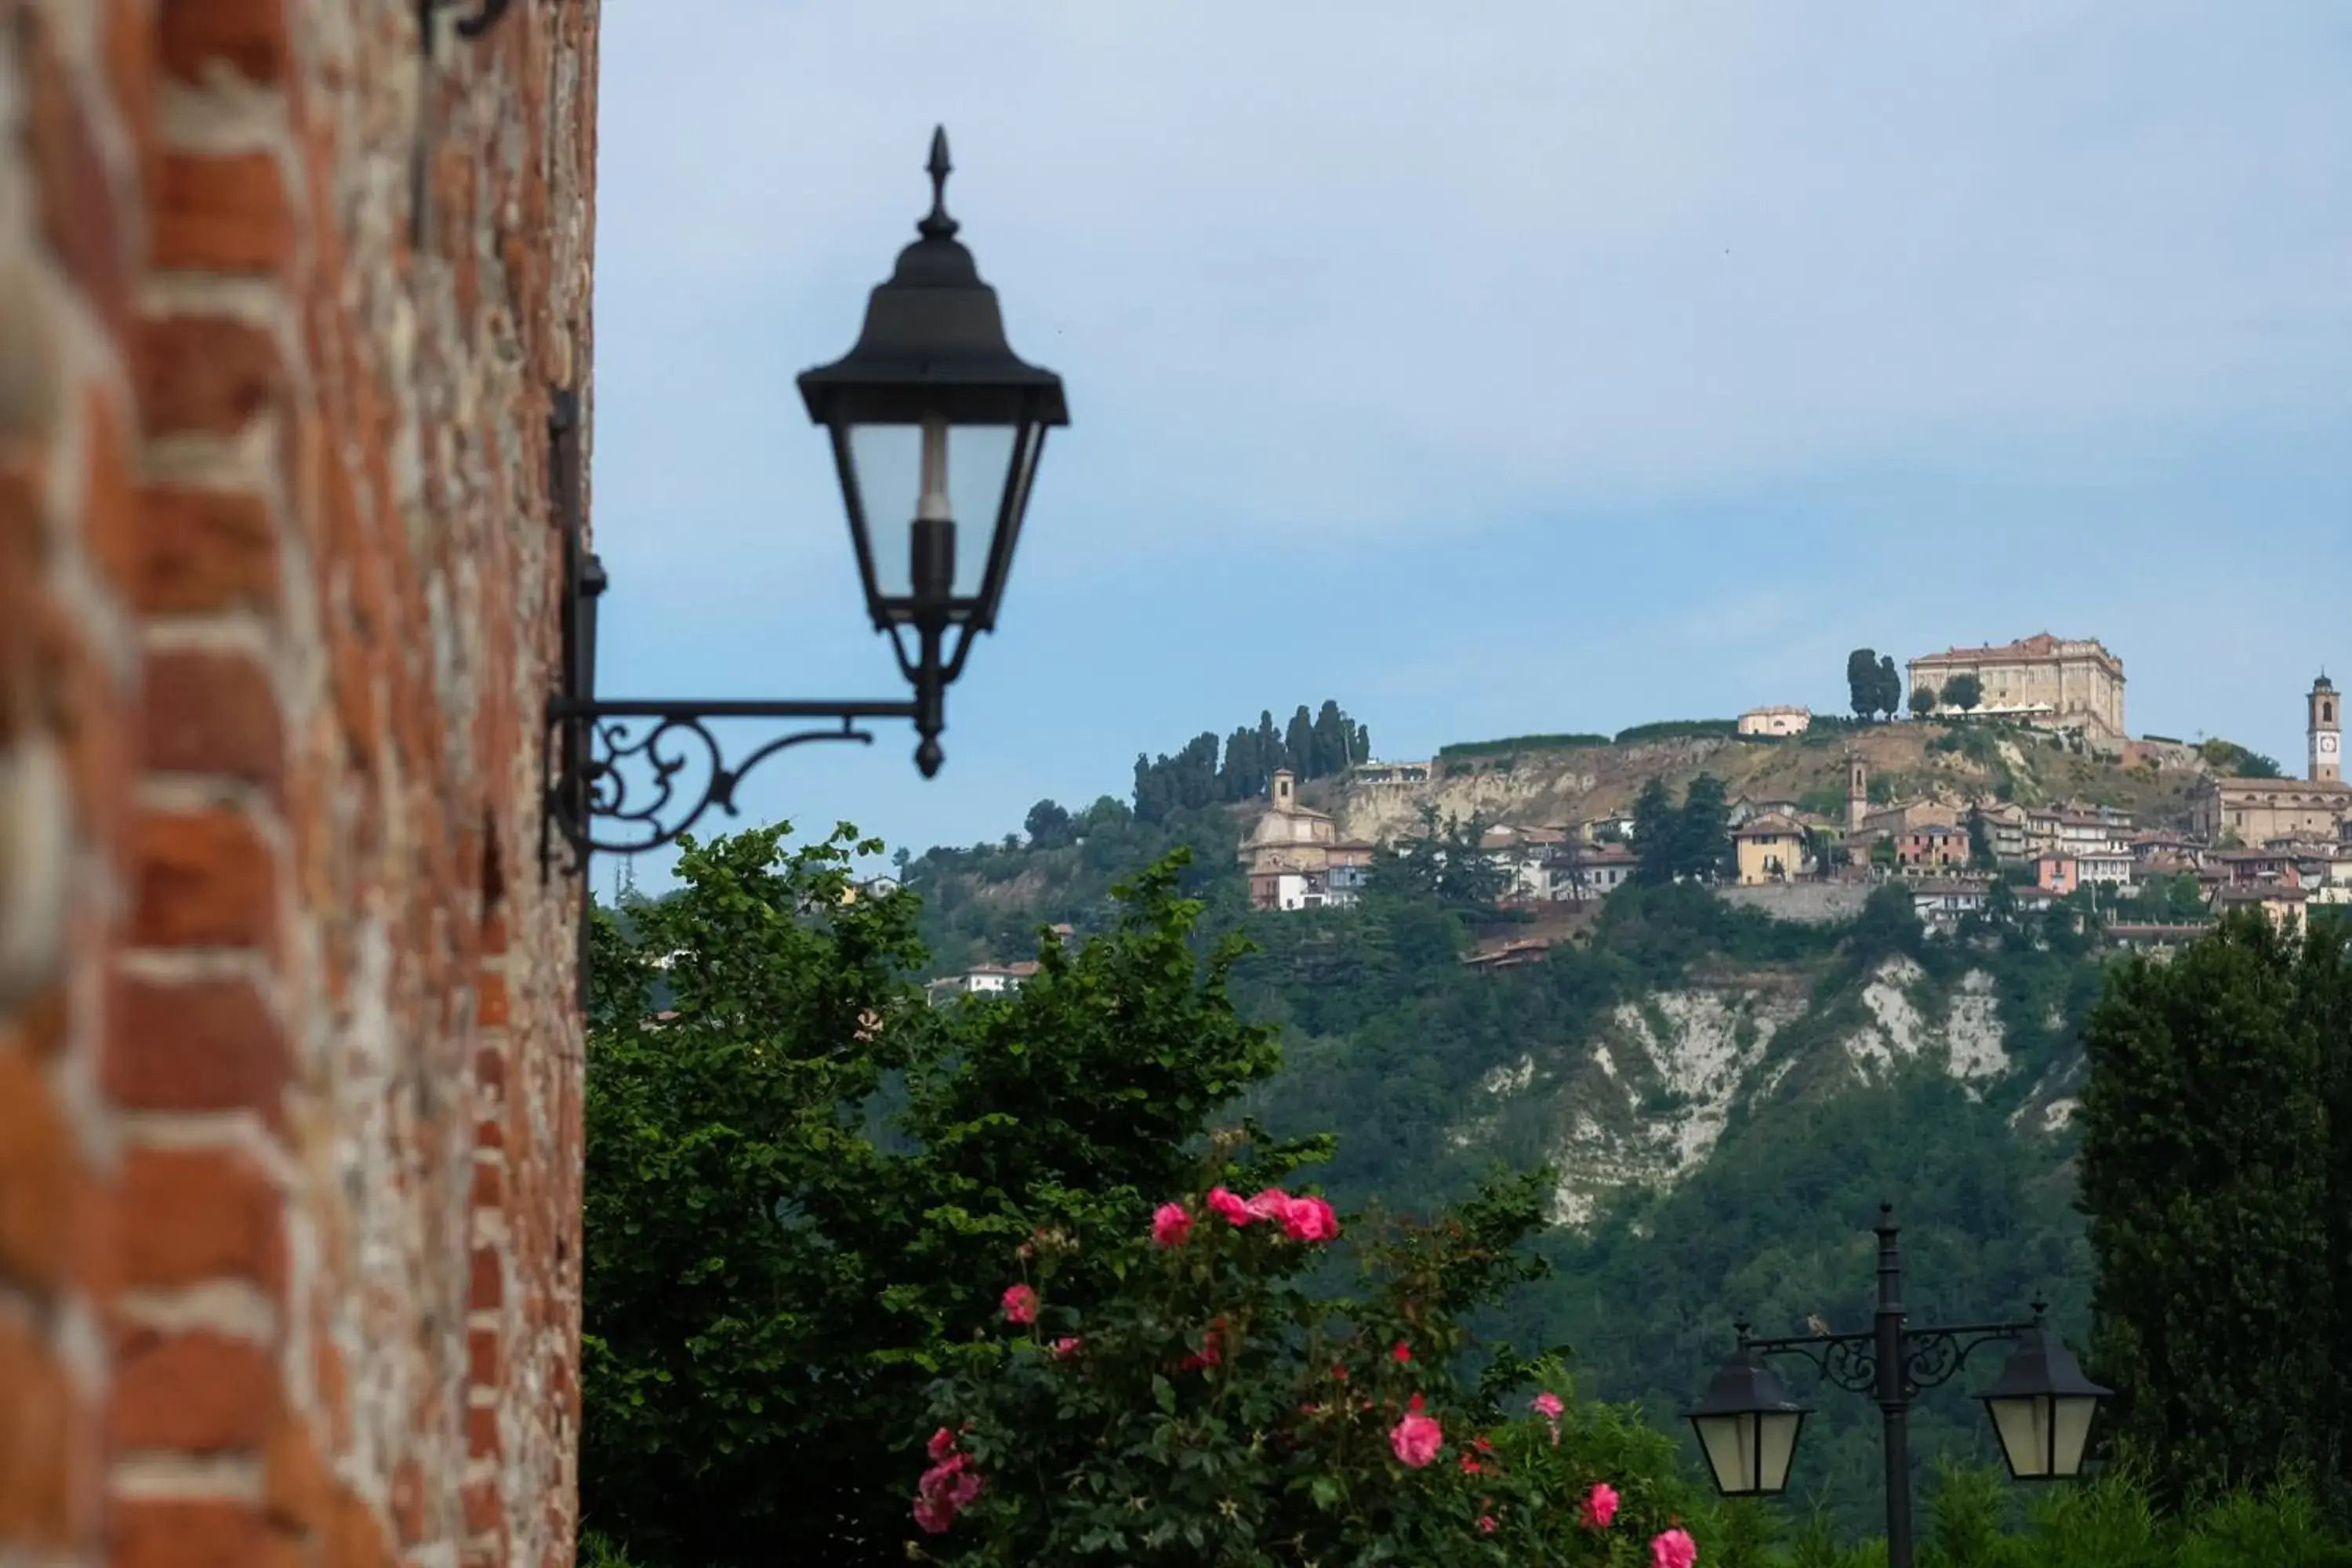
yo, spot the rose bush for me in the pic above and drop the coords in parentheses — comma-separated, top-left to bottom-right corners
(909, 1160, 1715, 1564)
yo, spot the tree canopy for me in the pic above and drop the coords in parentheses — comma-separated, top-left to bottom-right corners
(2075, 911, 2352, 1523)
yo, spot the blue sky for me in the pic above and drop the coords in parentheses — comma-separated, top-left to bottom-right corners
(589, 1, 2351, 886)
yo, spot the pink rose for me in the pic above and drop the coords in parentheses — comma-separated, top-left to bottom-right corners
(1478, 1515, 1497, 1535)
(1052, 1336, 1082, 1360)
(914, 1450, 983, 1534)
(1152, 1201, 1193, 1247)
(1281, 1194, 1341, 1242)
(1581, 1482, 1620, 1530)
(1244, 1187, 1296, 1224)
(926, 1426, 956, 1461)
(1392, 1341, 1413, 1364)
(1650, 1526, 1697, 1568)
(1530, 1391, 1565, 1421)
(1000, 1283, 1037, 1326)
(1206, 1186, 1254, 1225)
(1389, 1409, 1443, 1468)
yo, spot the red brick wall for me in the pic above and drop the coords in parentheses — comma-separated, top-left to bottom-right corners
(1, 1, 597, 1563)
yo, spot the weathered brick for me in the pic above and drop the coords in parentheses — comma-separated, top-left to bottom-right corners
(113, 1499, 267, 1568)
(465, 1403, 499, 1461)
(140, 646, 285, 799)
(118, 1145, 285, 1291)
(0, 1047, 78, 1293)
(466, 1327, 499, 1387)
(460, 1477, 502, 1539)
(475, 969, 509, 1029)
(110, 1330, 278, 1450)
(132, 809, 278, 950)
(154, 151, 297, 275)
(158, 0, 294, 85)
(138, 485, 282, 615)
(4, 0, 599, 1559)
(0, 1318, 76, 1545)
(30, 592, 129, 840)
(81, 387, 143, 604)
(19, 7, 131, 332)
(388, 1459, 424, 1548)
(323, 1488, 392, 1568)
(104, 971, 292, 1120)
(467, 1244, 503, 1312)
(139, 315, 285, 438)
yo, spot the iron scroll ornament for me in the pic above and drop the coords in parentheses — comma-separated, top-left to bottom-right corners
(1738, 1316, 2044, 1403)
(535, 387, 932, 880)
(540, 702, 916, 878)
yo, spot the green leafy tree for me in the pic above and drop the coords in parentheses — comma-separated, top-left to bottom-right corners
(1025, 798, 1073, 848)
(1911, 684, 1939, 718)
(1944, 673, 1984, 713)
(1373, 804, 1511, 915)
(1679, 775, 1731, 881)
(581, 829, 1312, 1564)
(1630, 775, 1729, 884)
(2075, 913, 2350, 1516)
(1846, 649, 1881, 720)
(1876, 655, 1903, 720)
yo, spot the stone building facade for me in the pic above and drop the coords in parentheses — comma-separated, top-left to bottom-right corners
(1907, 633, 2127, 743)
(2, 3, 598, 1565)
(2192, 676, 2352, 846)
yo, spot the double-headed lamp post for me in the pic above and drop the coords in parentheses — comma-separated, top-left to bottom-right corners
(1684, 1203, 2111, 1568)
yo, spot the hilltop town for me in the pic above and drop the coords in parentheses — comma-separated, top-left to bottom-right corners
(1233, 634, 2350, 956)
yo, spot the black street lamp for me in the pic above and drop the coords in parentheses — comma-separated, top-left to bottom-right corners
(540, 125, 1067, 879)
(1684, 1203, 2111, 1568)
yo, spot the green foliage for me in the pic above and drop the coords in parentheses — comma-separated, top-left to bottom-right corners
(909, 799, 1244, 975)
(1134, 702, 1370, 823)
(2195, 738, 2284, 779)
(1896, 1464, 2352, 1568)
(1846, 652, 1903, 722)
(1943, 673, 1984, 713)
(582, 828, 1308, 1564)
(2075, 913, 2352, 1519)
(1438, 732, 1613, 760)
(915, 1163, 1715, 1564)
(1910, 685, 1938, 717)
(1630, 774, 1731, 884)
(1614, 719, 1742, 744)
(1370, 804, 1513, 916)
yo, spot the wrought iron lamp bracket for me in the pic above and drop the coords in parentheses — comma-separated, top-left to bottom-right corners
(1748, 1319, 2038, 1401)
(535, 385, 928, 883)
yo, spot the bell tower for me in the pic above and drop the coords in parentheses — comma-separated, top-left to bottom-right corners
(1846, 751, 1868, 833)
(2311, 674, 2341, 784)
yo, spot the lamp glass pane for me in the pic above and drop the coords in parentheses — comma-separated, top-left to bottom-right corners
(848, 423, 1017, 601)
(1989, 1396, 2051, 1478)
(2049, 1396, 2097, 1477)
(1759, 1410, 1802, 1493)
(1695, 1413, 1759, 1495)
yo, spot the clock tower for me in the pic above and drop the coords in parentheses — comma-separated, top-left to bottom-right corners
(2312, 674, 2341, 784)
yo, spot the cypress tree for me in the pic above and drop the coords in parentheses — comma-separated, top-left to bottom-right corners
(1285, 706, 1315, 781)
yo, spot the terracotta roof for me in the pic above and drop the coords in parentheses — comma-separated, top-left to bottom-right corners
(1911, 633, 2115, 666)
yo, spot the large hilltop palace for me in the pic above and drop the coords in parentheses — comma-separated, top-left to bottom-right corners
(1907, 633, 2128, 745)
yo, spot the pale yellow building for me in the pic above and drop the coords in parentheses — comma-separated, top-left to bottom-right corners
(1733, 813, 1813, 885)
(1907, 633, 2126, 742)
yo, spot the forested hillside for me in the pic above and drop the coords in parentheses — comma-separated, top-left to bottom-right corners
(901, 815, 2111, 1536)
